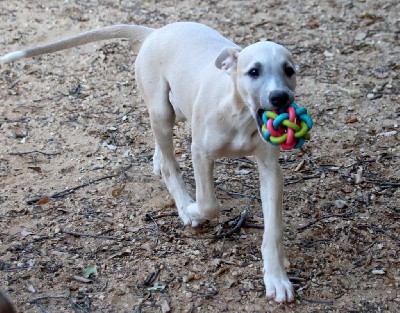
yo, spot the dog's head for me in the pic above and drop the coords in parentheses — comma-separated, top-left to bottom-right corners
(215, 41, 297, 133)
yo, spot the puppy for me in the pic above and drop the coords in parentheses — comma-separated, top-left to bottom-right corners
(1, 22, 297, 302)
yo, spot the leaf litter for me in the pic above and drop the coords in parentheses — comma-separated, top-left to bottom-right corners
(0, 0, 399, 312)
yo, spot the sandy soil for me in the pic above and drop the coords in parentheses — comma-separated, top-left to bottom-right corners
(0, 0, 399, 312)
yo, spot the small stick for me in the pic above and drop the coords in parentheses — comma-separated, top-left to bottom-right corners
(60, 230, 119, 240)
(243, 222, 264, 229)
(217, 186, 260, 200)
(80, 212, 114, 224)
(8, 78, 20, 89)
(142, 212, 178, 221)
(185, 287, 217, 299)
(143, 266, 161, 286)
(9, 150, 61, 156)
(341, 175, 400, 187)
(288, 276, 306, 283)
(214, 210, 248, 239)
(27, 174, 116, 204)
(363, 179, 400, 187)
(35, 302, 51, 313)
(147, 214, 160, 245)
(29, 294, 69, 303)
(297, 209, 355, 231)
(296, 294, 334, 305)
(285, 174, 320, 185)
(27, 164, 133, 204)
(51, 174, 116, 199)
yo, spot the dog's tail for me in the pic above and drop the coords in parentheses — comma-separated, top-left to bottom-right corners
(0, 25, 154, 62)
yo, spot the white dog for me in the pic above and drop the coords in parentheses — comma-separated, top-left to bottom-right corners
(1, 22, 298, 303)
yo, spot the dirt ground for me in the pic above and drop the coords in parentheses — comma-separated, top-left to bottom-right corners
(0, 0, 399, 312)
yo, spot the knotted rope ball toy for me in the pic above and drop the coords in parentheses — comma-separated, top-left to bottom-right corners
(261, 103, 313, 150)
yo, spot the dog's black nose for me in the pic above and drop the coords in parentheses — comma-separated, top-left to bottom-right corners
(269, 90, 289, 107)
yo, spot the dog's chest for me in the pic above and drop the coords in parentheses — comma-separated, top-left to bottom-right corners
(212, 113, 261, 157)
(227, 129, 260, 155)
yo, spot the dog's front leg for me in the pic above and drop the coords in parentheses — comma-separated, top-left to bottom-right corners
(255, 146, 294, 303)
(185, 143, 220, 226)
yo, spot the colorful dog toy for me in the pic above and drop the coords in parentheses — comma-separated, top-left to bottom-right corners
(261, 103, 313, 150)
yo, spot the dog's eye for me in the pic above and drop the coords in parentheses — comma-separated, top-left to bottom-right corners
(248, 68, 260, 78)
(284, 66, 295, 77)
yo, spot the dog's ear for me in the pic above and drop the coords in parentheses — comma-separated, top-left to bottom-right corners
(215, 47, 242, 73)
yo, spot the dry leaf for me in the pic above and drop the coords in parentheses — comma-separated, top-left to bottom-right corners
(345, 117, 358, 124)
(37, 198, 50, 205)
(28, 166, 42, 173)
(83, 264, 98, 278)
(112, 187, 124, 197)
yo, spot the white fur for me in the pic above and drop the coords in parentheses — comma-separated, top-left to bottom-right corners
(0, 50, 26, 62)
(0, 22, 298, 303)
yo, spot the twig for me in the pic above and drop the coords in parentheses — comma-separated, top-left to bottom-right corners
(60, 230, 119, 240)
(289, 276, 307, 283)
(367, 225, 400, 243)
(363, 179, 400, 187)
(142, 212, 178, 221)
(143, 266, 161, 286)
(2, 265, 34, 272)
(214, 210, 248, 239)
(341, 175, 400, 187)
(297, 294, 334, 305)
(29, 294, 69, 303)
(217, 186, 260, 200)
(27, 174, 116, 205)
(185, 287, 218, 299)
(51, 175, 116, 199)
(285, 174, 320, 185)
(80, 212, 114, 224)
(9, 150, 61, 156)
(8, 78, 20, 89)
(147, 214, 160, 245)
(35, 302, 51, 313)
(69, 294, 90, 313)
(297, 209, 355, 231)
(243, 222, 264, 229)
(27, 164, 133, 204)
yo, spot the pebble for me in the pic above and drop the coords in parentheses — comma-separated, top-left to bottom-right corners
(335, 199, 347, 209)
(27, 285, 36, 293)
(185, 292, 193, 299)
(355, 32, 367, 41)
(161, 299, 171, 313)
(372, 269, 385, 275)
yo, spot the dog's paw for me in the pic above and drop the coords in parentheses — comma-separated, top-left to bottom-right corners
(185, 203, 206, 227)
(264, 275, 294, 303)
(177, 204, 201, 226)
(178, 209, 192, 226)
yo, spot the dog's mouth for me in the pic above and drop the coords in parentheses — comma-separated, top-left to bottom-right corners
(256, 109, 266, 132)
